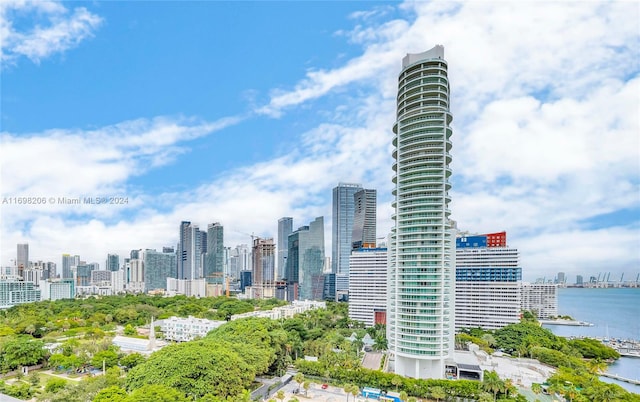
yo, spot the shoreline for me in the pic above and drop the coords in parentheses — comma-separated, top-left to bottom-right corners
(539, 319, 593, 327)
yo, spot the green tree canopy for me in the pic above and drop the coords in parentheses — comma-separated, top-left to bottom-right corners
(125, 340, 253, 399)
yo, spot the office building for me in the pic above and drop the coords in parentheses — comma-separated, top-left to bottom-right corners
(75, 264, 95, 287)
(332, 183, 362, 279)
(144, 249, 177, 292)
(106, 254, 120, 271)
(16, 243, 28, 278)
(32, 261, 56, 280)
(521, 283, 558, 319)
(127, 258, 145, 293)
(556, 272, 566, 286)
(576, 275, 584, 286)
(388, 45, 454, 379)
(229, 244, 251, 280)
(252, 238, 276, 286)
(352, 189, 377, 249)
(178, 221, 204, 280)
(61, 254, 80, 280)
(455, 233, 522, 330)
(349, 248, 387, 327)
(278, 217, 293, 280)
(240, 270, 252, 292)
(286, 217, 325, 301)
(204, 223, 224, 284)
(322, 273, 336, 301)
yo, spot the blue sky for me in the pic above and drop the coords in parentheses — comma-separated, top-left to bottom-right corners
(1, 1, 639, 282)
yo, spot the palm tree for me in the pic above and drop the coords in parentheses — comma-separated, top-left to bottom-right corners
(350, 384, 359, 401)
(293, 373, 304, 392)
(303, 381, 310, 397)
(587, 358, 607, 375)
(373, 335, 387, 351)
(276, 390, 285, 402)
(531, 382, 542, 396)
(391, 375, 402, 391)
(482, 370, 504, 401)
(430, 386, 446, 402)
(399, 390, 408, 402)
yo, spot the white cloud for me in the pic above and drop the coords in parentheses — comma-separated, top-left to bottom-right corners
(0, 0, 102, 65)
(1, 1, 639, 283)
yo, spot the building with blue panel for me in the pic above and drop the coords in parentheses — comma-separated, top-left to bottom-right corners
(455, 232, 522, 330)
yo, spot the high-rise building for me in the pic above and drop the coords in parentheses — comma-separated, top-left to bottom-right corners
(144, 249, 177, 292)
(204, 223, 224, 284)
(252, 238, 276, 285)
(521, 283, 558, 319)
(388, 45, 454, 379)
(332, 183, 362, 278)
(128, 258, 145, 293)
(228, 244, 251, 280)
(576, 275, 584, 286)
(75, 264, 95, 287)
(349, 248, 387, 327)
(352, 189, 377, 250)
(178, 221, 203, 280)
(17, 243, 29, 278)
(556, 272, 566, 285)
(278, 217, 293, 280)
(61, 254, 80, 280)
(455, 233, 522, 330)
(286, 217, 325, 301)
(0, 280, 41, 308)
(106, 254, 120, 272)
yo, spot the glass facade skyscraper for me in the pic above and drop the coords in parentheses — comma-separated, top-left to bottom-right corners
(389, 45, 454, 379)
(205, 222, 224, 284)
(351, 188, 377, 249)
(332, 183, 362, 282)
(277, 217, 293, 280)
(287, 217, 325, 301)
(144, 249, 177, 291)
(106, 254, 120, 272)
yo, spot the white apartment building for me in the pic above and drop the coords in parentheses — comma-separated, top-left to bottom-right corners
(521, 282, 558, 319)
(455, 247, 522, 331)
(166, 278, 206, 298)
(39, 280, 74, 301)
(231, 300, 326, 321)
(389, 45, 455, 379)
(160, 316, 225, 342)
(348, 248, 387, 327)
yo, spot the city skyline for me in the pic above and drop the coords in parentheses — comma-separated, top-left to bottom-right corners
(1, 2, 638, 282)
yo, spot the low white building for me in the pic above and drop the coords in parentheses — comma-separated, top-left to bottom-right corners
(159, 316, 225, 342)
(231, 300, 326, 321)
(166, 278, 206, 297)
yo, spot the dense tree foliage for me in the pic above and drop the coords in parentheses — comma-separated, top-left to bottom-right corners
(125, 340, 252, 399)
(493, 322, 565, 354)
(568, 338, 620, 360)
(0, 295, 287, 338)
(0, 336, 47, 372)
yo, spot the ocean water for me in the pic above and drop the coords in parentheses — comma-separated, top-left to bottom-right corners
(542, 287, 640, 394)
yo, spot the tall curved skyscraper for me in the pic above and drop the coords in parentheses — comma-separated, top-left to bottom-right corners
(388, 45, 454, 379)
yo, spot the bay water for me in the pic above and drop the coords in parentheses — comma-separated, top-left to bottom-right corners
(542, 287, 640, 394)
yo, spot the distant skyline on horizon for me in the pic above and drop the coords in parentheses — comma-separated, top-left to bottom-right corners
(1, 1, 638, 282)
